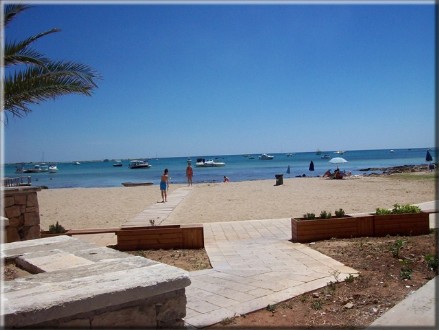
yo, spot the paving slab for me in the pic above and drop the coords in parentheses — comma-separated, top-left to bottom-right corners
(122, 187, 193, 228)
(184, 218, 358, 328)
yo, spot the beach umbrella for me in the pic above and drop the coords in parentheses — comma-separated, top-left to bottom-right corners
(426, 150, 433, 162)
(309, 161, 314, 171)
(329, 157, 348, 164)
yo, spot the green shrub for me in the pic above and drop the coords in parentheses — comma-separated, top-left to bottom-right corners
(391, 204, 421, 214)
(303, 213, 316, 220)
(400, 259, 413, 280)
(424, 254, 439, 271)
(376, 204, 421, 215)
(320, 210, 332, 219)
(334, 208, 345, 218)
(48, 221, 66, 234)
(375, 208, 392, 215)
(390, 238, 406, 258)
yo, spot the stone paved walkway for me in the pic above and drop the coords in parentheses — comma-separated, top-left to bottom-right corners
(122, 187, 193, 228)
(184, 218, 357, 328)
(73, 190, 437, 329)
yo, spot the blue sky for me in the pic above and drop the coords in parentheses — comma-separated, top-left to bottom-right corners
(2, 1, 435, 163)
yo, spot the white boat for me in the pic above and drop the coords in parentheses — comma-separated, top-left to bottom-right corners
(48, 164, 58, 173)
(334, 150, 345, 154)
(321, 154, 331, 159)
(195, 158, 226, 167)
(113, 160, 123, 167)
(129, 160, 151, 169)
(73, 161, 80, 165)
(259, 154, 274, 160)
(23, 164, 47, 173)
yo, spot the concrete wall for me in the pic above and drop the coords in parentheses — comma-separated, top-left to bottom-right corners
(3, 187, 41, 242)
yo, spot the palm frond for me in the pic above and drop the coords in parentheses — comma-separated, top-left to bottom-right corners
(4, 29, 60, 67)
(4, 4, 30, 27)
(4, 61, 101, 118)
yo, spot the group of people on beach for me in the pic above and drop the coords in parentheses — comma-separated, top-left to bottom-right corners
(158, 163, 229, 202)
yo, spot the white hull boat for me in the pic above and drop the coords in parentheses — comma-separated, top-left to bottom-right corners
(195, 158, 226, 167)
(259, 154, 274, 160)
(129, 160, 152, 169)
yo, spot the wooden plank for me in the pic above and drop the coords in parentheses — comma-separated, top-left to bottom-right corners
(66, 228, 121, 236)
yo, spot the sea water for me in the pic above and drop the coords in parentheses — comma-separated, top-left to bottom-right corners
(3, 148, 436, 189)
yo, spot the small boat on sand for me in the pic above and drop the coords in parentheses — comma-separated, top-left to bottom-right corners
(122, 182, 154, 187)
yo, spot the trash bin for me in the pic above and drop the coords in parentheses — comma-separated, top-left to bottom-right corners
(275, 174, 283, 186)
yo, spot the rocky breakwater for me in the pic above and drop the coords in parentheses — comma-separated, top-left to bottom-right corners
(359, 164, 433, 176)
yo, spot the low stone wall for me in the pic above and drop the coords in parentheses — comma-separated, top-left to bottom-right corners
(2, 236, 191, 328)
(3, 186, 41, 243)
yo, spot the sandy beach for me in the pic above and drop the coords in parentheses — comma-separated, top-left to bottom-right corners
(38, 175, 436, 230)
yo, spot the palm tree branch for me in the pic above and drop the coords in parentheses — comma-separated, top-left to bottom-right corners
(4, 4, 30, 27)
(4, 62, 100, 116)
(4, 29, 60, 67)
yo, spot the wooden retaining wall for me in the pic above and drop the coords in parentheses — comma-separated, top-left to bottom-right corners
(116, 224, 204, 251)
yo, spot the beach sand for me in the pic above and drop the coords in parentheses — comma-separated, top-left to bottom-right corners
(38, 175, 436, 230)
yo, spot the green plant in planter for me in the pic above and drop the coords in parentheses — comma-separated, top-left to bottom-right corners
(319, 210, 332, 219)
(303, 213, 316, 220)
(48, 221, 66, 234)
(391, 204, 421, 214)
(376, 204, 421, 215)
(375, 208, 392, 215)
(334, 208, 345, 218)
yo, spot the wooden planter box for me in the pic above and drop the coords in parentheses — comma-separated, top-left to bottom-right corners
(291, 215, 374, 243)
(372, 212, 430, 237)
(116, 224, 204, 251)
(40, 231, 69, 238)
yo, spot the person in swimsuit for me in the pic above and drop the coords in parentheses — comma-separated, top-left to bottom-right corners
(186, 163, 193, 186)
(160, 168, 169, 202)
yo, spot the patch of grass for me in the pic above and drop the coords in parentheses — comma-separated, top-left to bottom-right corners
(311, 299, 323, 310)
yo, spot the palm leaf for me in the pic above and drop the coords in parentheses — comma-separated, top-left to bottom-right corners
(4, 61, 100, 117)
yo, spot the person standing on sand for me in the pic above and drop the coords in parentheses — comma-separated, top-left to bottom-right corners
(160, 168, 169, 202)
(186, 163, 193, 186)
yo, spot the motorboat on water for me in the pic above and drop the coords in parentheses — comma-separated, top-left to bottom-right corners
(321, 154, 331, 159)
(113, 160, 123, 167)
(129, 160, 152, 169)
(73, 161, 80, 165)
(23, 164, 48, 173)
(334, 150, 345, 154)
(48, 164, 58, 173)
(195, 158, 226, 167)
(259, 154, 274, 160)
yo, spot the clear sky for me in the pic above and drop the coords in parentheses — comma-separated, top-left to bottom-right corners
(2, 1, 435, 163)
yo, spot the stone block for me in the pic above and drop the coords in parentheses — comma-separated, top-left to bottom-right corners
(24, 225, 41, 240)
(7, 217, 23, 228)
(25, 206, 38, 214)
(91, 304, 157, 328)
(4, 196, 14, 207)
(14, 194, 27, 205)
(156, 290, 187, 327)
(5, 206, 20, 219)
(24, 212, 40, 226)
(6, 227, 21, 243)
(27, 193, 38, 207)
(58, 318, 91, 328)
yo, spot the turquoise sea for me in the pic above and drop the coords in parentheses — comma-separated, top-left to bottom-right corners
(3, 148, 436, 189)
